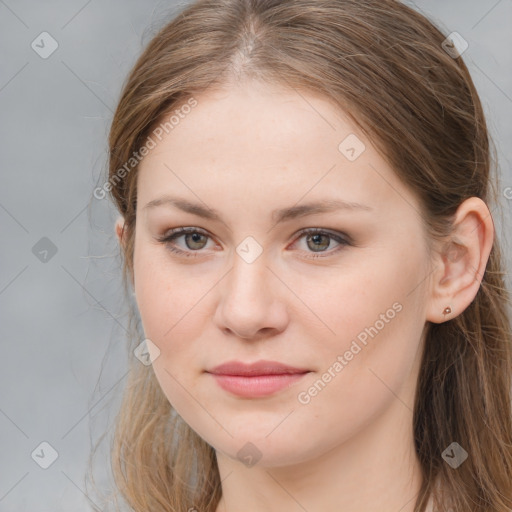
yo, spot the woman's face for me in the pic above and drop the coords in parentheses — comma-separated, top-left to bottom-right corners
(130, 81, 433, 467)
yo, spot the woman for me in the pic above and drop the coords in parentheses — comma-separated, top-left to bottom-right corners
(100, 0, 512, 510)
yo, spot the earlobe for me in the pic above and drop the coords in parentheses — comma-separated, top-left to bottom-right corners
(426, 197, 494, 324)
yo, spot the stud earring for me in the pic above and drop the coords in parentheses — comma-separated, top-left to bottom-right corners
(442, 306, 452, 316)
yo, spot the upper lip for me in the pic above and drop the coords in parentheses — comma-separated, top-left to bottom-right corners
(207, 360, 310, 376)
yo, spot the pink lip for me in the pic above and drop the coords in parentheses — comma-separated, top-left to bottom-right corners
(206, 360, 311, 398)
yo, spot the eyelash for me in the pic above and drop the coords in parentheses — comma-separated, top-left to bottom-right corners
(156, 227, 352, 260)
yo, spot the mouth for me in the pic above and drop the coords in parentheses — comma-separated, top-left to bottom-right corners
(205, 360, 311, 398)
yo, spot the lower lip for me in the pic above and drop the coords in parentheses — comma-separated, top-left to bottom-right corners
(208, 372, 309, 398)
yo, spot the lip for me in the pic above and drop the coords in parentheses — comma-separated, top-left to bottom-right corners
(206, 360, 311, 398)
(208, 360, 310, 376)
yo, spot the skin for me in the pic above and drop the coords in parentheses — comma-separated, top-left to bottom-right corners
(115, 80, 494, 512)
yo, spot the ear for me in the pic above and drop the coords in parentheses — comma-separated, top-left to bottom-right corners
(115, 216, 125, 247)
(426, 197, 494, 324)
(115, 215, 136, 289)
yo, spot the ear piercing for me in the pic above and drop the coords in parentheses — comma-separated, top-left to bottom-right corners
(443, 306, 452, 317)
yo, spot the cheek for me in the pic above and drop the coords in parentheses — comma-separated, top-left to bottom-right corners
(133, 256, 207, 415)
(293, 292, 424, 455)
(299, 252, 421, 353)
(134, 239, 197, 329)
(297, 245, 427, 398)
(133, 244, 205, 370)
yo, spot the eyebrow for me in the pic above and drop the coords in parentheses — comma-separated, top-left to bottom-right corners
(142, 195, 373, 223)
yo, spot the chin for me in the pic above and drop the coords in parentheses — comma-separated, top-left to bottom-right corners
(204, 426, 318, 469)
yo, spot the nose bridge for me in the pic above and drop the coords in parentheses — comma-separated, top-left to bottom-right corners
(214, 240, 287, 339)
(226, 241, 272, 309)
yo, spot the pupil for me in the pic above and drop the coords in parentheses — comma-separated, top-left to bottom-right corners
(187, 232, 205, 249)
(310, 233, 328, 251)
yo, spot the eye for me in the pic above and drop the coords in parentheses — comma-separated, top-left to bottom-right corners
(291, 228, 351, 259)
(156, 227, 352, 259)
(157, 227, 213, 258)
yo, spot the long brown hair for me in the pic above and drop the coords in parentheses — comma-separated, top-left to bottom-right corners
(92, 1, 512, 510)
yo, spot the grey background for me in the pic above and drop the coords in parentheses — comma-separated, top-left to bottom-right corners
(1, 1, 511, 510)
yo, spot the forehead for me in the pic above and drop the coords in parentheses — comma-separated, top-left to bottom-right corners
(141, 80, 354, 169)
(136, 81, 421, 223)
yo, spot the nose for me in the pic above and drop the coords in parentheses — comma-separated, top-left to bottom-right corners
(213, 254, 289, 341)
